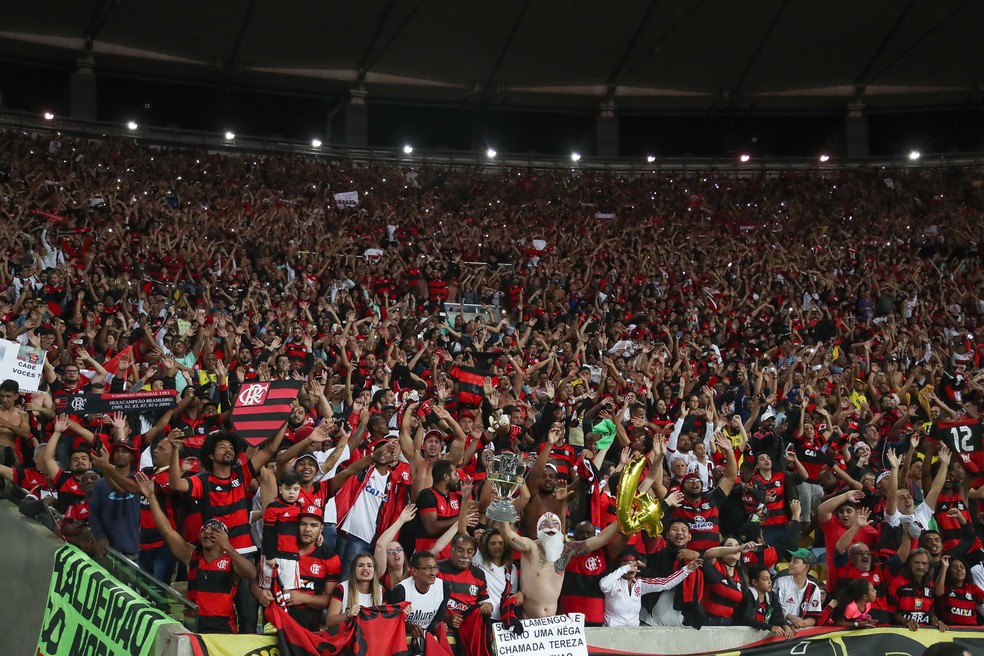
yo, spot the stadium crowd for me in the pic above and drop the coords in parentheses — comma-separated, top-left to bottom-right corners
(2, 129, 984, 652)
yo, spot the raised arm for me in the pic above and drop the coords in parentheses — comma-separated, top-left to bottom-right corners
(497, 519, 536, 555)
(374, 504, 417, 574)
(135, 471, 193, 565)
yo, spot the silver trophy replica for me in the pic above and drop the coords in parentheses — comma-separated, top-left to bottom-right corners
(486, 452, 531, 523)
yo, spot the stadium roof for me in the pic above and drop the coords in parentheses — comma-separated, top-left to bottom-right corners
(2, 0, 983, 113)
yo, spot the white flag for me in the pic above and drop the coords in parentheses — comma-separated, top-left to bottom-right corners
(333, 191, 360, 208)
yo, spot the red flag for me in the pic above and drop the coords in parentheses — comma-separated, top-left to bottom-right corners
(265, 598, 411, 656)
(456, 607, 493, 656)
(424, 622, 454, 656)
(102, 345, 135, 376)
(449, 365, 497, 407)
(232, 380, 304, 446)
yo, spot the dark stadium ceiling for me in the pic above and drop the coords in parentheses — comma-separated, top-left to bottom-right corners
(2, 0, 984, 113)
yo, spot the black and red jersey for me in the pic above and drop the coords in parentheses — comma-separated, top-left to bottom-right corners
(751, 471, 787, 526)
(63, 499, 89, 523)
(414, 487, 461, 558)
(702, 560, 744, 619)
(138, 466, 177, 551)
(934, 418, 984, 485)
(937, 582, 984, 626)
(792, 438, 830, 483)
(187, 461, 257, 553)
(934, 492, 982, 552)
(291, 545, 341, 630)
(262, 499, 302, 560)
(558, 549, 607, 626)
(52, 469, 86, 513)
(437, 560, 488, 614)
(537, 442, 576, 482)
(887, 575, 935, 625)
(298, 478, 334, 512)
(188, 549, 238, 633)
(668, 488, 726, 553)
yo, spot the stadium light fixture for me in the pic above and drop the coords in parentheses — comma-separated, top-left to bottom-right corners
(486, 148, 497, 159)
(127, 121, 138, 131)
(739, 154, 751, 163)
(819, 154, 830, 163)
(43, 112, 55, 120)
(908, 150, 921, 161)
(646, 155, 656, 163)
(403, 144, 413, 155)
(224, 131, 236, 141)
(311, 139, 322, 148)
(571, 152, 581, 162)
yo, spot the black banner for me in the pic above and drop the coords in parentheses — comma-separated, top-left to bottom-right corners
(587, 626, 984, 656)
(56, 390, 178, 416)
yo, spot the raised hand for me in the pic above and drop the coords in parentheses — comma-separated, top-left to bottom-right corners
(134, 470, 155, 497)
(53, 413, 70, 434)
(399, 503, 418, 523)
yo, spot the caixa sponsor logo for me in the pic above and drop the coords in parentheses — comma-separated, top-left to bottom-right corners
(365, 484, 389, 501)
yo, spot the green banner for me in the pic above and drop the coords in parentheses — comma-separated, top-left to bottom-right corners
(36, 544, 179, 656)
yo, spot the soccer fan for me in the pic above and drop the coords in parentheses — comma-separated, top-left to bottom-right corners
(137, 471, 256, 634)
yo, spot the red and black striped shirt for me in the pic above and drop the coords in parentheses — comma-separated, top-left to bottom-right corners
(262, 499, 302, 560)
(188, 549, 238, 633)
(187, 461, 258, 553)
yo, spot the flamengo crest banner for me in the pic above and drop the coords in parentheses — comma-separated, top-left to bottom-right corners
(0, 337, 46, 391)
(56, 390, 178, 416)
(232, 380, 304, 446)
(36, 544, 178, 656)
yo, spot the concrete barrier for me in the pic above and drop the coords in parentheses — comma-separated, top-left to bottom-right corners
(0, 499, 64, 656)
(587, 626, 767, 654)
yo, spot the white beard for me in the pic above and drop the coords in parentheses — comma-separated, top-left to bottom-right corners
(538, 530, 565, 563)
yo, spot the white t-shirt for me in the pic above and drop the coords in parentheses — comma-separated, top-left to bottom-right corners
(473, 556, 519, 620)
(884, 502, 934, 531)
(337, 581, 377, 610)
(339, 467, 389, 542)
(389, 578, 447, 630)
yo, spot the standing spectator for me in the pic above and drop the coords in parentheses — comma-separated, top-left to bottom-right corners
(325, 552, 384, 627)
(437, 534, 492, 636)
(260, 470, 304, 592)
(598, 549, 698, 627)
(87, 441, 141, 557)
(137, 471, 257, 634)
(386, 551, 450, 651)
(934, 556, 984, 627)
(888, 549, 948, 632)
(413, 459, 462, 558)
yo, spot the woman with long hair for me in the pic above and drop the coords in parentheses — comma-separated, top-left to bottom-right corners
(325, 552, 383, 627)
(935, 555, 984, 626)
(374, 505, 414, 590)
(700, 537, 757, 626)
(828, 578, 878, 629)
(473, 527, 519, 620)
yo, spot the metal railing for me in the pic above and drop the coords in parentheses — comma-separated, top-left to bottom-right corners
(2, 108, 983, 173)
(6, 487, 198, 631)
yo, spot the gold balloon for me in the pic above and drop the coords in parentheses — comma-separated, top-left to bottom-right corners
(615, 455, 664, 536)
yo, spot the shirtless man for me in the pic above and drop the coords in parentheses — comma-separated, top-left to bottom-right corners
(0, 380, 31, 466)
(521, 424, 576, 537)
(400, 400, 466, 498)
(499, 512, 621, 618)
